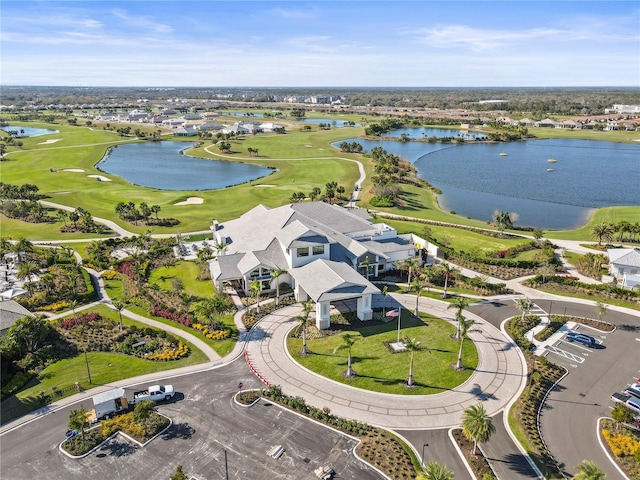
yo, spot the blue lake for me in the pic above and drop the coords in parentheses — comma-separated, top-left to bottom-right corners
(382, 127, 486, 140)
(1, 125, 59, 137)
(98, 142, 275, 191)
(334, 136, 640, 229)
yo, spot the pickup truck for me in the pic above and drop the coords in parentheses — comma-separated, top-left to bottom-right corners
(132, 384, 175, 404)
(611, 391, 640, 414)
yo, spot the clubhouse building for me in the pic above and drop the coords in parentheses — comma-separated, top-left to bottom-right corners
(207, 202, 419, 329)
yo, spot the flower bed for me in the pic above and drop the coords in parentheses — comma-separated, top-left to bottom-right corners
(192, 323, 231, 340)
(600, 418, 640, 479)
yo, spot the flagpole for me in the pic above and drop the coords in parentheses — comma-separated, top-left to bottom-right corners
(397, 306, 402, 343)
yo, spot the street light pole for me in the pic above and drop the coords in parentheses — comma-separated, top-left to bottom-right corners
(84, 348, 92, 384)
(224, 448, 228, 480)
(422, 443, 429, 465)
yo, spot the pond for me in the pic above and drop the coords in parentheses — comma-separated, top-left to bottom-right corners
(334, 136, 640, 229)
(1, 125, 59, 137)
(97, 142, 275, 191)
(382, 127, 486, 140)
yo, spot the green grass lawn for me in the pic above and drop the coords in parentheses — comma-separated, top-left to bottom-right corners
(0, 304, 208, 424)
(287, 313, 477, 395)
(149, 261, 215, 298)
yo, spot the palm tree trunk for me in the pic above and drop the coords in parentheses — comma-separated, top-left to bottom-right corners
(347, 352, 352, 377)
(408, 353, 414, 386)
(457, 338, 464, 370)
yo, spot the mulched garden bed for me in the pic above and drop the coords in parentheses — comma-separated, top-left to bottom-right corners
(451, 428, 496, 479)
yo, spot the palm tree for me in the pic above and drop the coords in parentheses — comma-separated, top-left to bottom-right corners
(194, 295, 230, 327)
(411, 276, 427, 316)
(404, 337, 422, 387)
(381, 285, 388, 317)
(461, 404, 496, 455)
(296, 301, 312, 356)
(333, 333, 358, 378)
(514, 297, 534, 324)
(456, 317, 475, 370)
(112, 300, 125, 331)
(17, 260, 40, 283)
(251, 279, 261, 313)
(271, 269, 285, 306)
(595, 301, 608, 322)
(591, 223, 613, 247)
(572, 460, 606, 480)
(398, 257, 420, 285)
(439, 263, 457, 299)
(447, 295, 471, 340)
(421, 461, 454, 480)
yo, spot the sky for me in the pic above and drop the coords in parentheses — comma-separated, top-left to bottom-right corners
(1, 1, 639, 87)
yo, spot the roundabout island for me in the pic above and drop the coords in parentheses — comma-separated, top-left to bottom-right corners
(244, 293, 527, 430)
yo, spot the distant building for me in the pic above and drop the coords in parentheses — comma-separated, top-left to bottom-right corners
(605, 104, 640, 114)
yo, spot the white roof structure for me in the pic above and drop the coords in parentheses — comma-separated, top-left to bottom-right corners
(608, 248, 640, 268)
(92, 388, 126, 406)
(208, 202, 416, 296)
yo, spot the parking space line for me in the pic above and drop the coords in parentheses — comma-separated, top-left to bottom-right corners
(557, 339, 591, 354)
(545, 344, 585, 363)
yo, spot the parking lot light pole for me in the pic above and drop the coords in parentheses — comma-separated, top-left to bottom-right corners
(421, 443, 428, 465)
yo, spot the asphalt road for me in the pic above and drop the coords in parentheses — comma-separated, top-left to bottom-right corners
(470, 298, 639, 479)
(395, 428, 473, 480)
(0, 360, 382, 480)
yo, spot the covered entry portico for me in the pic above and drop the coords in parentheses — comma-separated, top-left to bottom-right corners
(289, 259, 380, 330)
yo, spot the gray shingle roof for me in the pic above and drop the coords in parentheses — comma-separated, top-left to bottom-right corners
(290, 259, 379, 302)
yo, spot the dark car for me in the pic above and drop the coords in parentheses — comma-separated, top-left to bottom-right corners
(566, 331, 597, 347)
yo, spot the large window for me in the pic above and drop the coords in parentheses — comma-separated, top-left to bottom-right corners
(312, 245, 325, 256)
(297, 247, 309, 257)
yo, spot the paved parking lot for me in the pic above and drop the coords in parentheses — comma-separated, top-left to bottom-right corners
(470, 298, 639, 480)
(0, 361, 382, 480)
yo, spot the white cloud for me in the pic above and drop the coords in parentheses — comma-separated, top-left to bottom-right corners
(267, 7, 319, 20)
(110, 9, 174, 34)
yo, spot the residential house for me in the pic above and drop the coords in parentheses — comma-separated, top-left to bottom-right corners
(207, 202, 418, 329)
(607, 248, 640, 288)
(535, 118, 560, 128)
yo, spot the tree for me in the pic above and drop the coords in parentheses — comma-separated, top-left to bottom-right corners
(591, 223, 613, 247)
(493, 210, 515, 235)
(397, 257, 420, 285)
(68, 407, 89, 445)
(447, 296, 471, 340)
(112, 300, 125, 331)
(170, 465, 188, 480)
(309, 187, 322, 201)
(461, 404, 496, 455)
(572, 460, 606, 480)
(514, 297, 534, 324)
(595, 301, 608, 323)
(194, 294, 230, 327)
(133, 399, 157, 436)
(381, 285, 388, 317)
(296, 301, 312, 356)
(421, 461, 454, 480)
(611, 403, 635, 431)
(4, 315, 51, 356)
(439, 263, 457, 298)
(251, 279, 261, 313)
(411, 276, 428, 316)
(271, 269, 285, 306)
(404, 337, 422, 387)
(333, 333, 357, 378)
(17, 260, 40, 284)
(456, 317, 475, 370)
(150, 204, 161, 220)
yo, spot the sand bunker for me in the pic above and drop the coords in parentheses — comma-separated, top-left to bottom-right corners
(38, 139, 61, 145)
(87, 175, 112, 182)
(254, 184, 276, 187)
(173, 197, 204, 206)
(62, 168, 85, 173)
